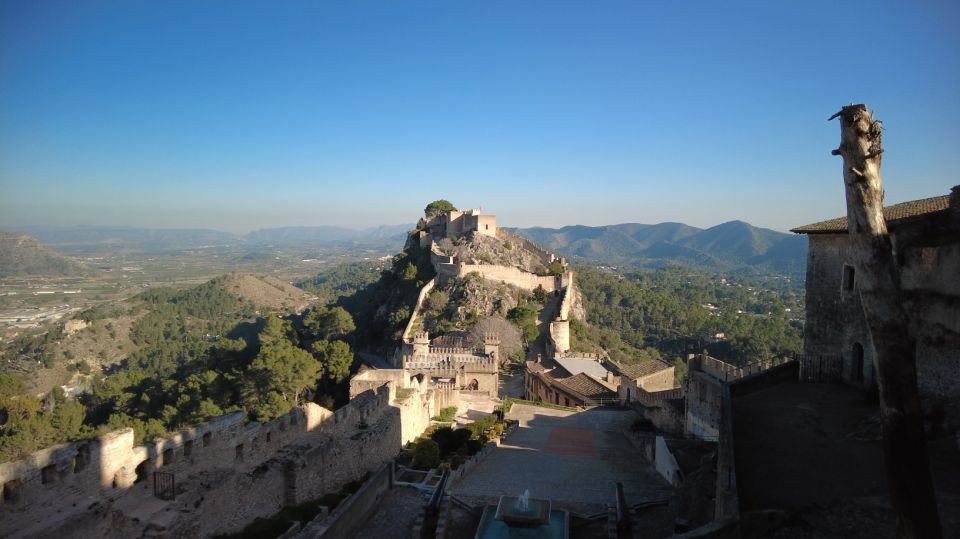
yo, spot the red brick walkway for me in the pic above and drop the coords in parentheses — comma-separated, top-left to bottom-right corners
(543, 426, 597, 457)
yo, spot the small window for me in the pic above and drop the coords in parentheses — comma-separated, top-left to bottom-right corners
(41, 465, 56, 484)
(235, 444, 244, 462)
(202, 432, 212, 447)
(842, 265, 855, 291)
(289, 415, 297, 427)
(183, 440, 194, 457)
(266, 431, 272, 443)
(162, 448, 173, 467)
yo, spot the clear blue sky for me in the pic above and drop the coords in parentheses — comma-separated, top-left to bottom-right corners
(1, 1, 958, 233)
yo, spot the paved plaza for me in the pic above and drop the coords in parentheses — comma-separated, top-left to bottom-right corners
(451, 404, 674, 515)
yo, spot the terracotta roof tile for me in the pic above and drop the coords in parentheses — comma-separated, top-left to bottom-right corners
(618, 360, 673, 380)
(554, 373, 618, 400)
(791, 195, 950, 234)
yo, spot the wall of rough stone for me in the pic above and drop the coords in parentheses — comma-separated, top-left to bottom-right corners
(0, 383, 434, 539)
(294, 462, 394, 538)
(803, 220, 960, 400)
(455, 264, 558, 292)
(401, 278, 437, 344)
(685, 371, 723, 440)
(801, 234, 875, 387)
(638, 368, 676, 392)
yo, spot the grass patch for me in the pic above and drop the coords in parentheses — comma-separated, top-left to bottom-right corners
(431, 406, 457, 422)
(501, 397, 577, 412)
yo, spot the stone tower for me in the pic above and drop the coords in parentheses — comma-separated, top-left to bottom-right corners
(483, 333, 501, 362)
(412, 331, 430, 358)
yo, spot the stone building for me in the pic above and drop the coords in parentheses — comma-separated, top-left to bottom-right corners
(524, 354, 620, 407)
(791, 187, 960, 400)
(397, 331, 500, 395)
(423, 208, 497, 239)
(616, 359, 676, 403)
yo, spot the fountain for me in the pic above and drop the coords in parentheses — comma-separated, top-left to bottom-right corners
(475, 489, 568, 538)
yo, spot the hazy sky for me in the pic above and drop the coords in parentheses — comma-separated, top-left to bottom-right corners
(1, 1, 958, 233)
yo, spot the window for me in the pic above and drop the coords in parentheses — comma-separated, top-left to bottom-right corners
(162, 448, 173, 467)
(202, 432, 212, 447)
(183, 440, 194, 457)
(842, 264, 855, 292)
(235, 444, 244, 462)
(266, 431, 272, 443)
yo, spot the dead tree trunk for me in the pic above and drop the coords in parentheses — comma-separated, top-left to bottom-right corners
(830, 104, 941, 538)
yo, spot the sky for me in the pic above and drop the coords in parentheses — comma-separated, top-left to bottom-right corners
(1, 1, 958, 233)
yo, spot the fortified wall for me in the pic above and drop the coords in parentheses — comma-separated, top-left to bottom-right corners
(0, 383, 432, 539)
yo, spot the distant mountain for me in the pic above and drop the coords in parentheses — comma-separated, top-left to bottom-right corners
(0, 232, 87, 277)
(7, 223, 415, 253)
(10, 226, 239, 253)
(510, 221, 806, 274)
(244, 224, 413, 247)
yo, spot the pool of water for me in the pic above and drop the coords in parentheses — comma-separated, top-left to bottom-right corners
(474, 505, 569, 539)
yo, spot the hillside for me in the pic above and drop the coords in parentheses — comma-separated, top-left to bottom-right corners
(0, 232, 87, 277)
(221, 273, 317, 313)
(511, 221, 806, 274)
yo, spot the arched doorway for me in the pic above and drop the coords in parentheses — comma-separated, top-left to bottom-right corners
(852, 342, 865, 383)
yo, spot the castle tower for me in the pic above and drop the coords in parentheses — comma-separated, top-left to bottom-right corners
(483, 333, 501, 362)
(550, 319, 570, 355)
(412, 331, 430, 358)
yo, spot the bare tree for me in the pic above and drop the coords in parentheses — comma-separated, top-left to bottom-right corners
(830, 104, 941, 538)
(469, 316, 522, 365)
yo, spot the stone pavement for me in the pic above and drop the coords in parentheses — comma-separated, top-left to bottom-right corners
(450, 404, 673, 515)
(347, 485, 428, 539)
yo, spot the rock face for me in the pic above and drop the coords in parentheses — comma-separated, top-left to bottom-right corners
(436, 233, 548, 275)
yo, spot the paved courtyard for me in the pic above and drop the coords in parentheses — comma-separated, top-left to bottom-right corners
(450, 404, 673, 515)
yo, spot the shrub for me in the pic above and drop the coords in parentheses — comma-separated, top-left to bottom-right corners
(430, 426, 471, 458)
(412, 439, 440, 470)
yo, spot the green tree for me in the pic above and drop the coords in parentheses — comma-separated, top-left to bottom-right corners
(243, 317, 322, 421)
(507, 305, 539, 344)
(423, 199, 457, 219)
(312, 339, 355, 384)
(304, 306, 356, 340)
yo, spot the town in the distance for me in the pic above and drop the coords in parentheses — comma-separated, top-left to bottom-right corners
(0, 187, 957, 538)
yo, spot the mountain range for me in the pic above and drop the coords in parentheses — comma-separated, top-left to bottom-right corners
(510, 221, 807, 274)
(5, 219, 807, 275)
(8, 224, 415, 253)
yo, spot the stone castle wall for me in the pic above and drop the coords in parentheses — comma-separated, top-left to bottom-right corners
(802, 226, 960, 400)
(400, 277, 437, 346)
(0, 383, 431, 539)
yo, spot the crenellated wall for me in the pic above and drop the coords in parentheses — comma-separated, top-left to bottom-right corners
(0, 383, 434, 539)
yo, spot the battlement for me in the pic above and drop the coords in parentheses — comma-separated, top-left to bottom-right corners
(0, 384, 414, 538)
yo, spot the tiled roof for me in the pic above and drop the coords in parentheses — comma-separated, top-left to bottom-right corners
(619, 360, 673, 380)
(555, 357, 610, 379)
(791, 195, 950, 234)
(526, 360, 547, 374)
(554, 373, 618, 400)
